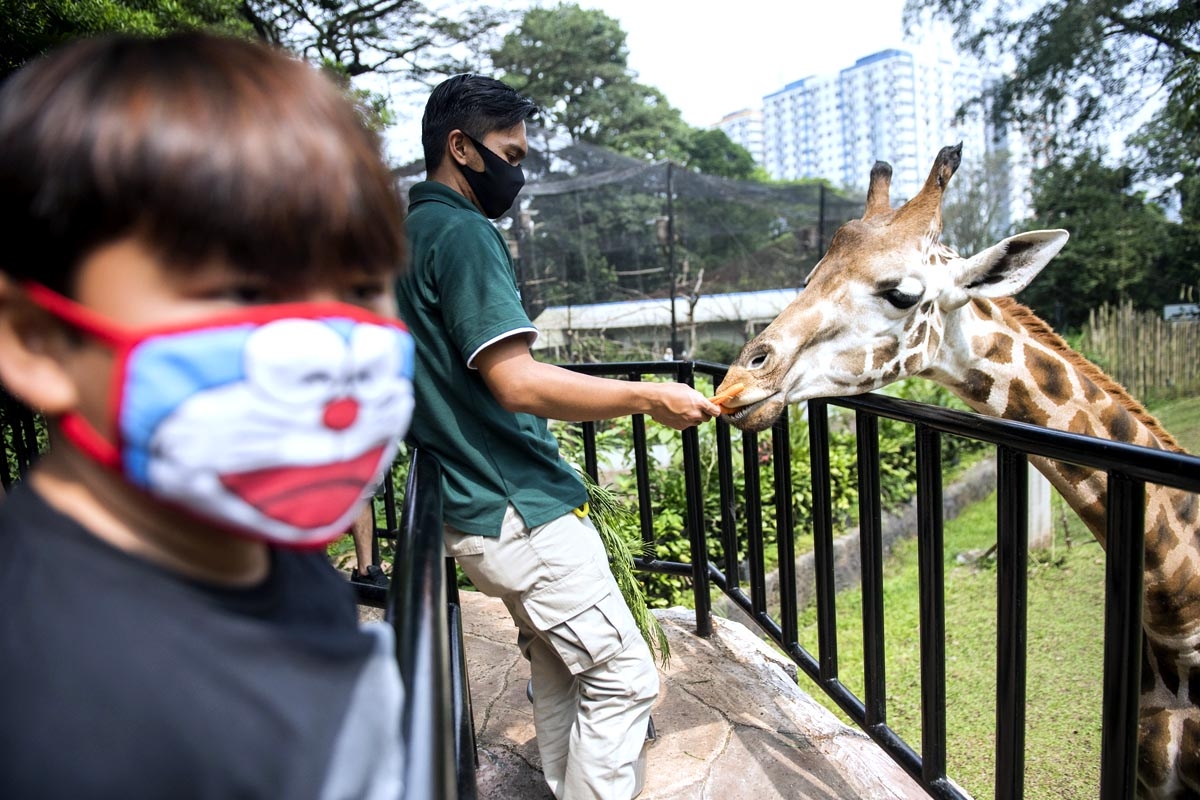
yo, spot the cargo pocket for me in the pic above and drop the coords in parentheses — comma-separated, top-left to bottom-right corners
(443, 526, 485, 558)
(522, 559, 638, 674)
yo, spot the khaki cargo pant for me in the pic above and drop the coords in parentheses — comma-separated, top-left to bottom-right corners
(445, 505, 659, 799)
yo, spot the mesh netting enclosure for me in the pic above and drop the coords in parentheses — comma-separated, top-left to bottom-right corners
(399, 133, 865, 360)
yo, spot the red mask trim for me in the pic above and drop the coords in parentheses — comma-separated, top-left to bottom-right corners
(22, 282, 408, 344)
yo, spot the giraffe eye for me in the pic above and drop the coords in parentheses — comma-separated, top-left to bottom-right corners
(881, 288, 921, 309)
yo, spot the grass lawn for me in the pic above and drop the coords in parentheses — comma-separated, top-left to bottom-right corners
(1151, 394, 1200, 453)
(797, 489, 1107, 798)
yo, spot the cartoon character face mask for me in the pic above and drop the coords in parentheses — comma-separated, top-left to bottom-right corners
(459, 132, 525, 219)
(24, 283, 415, 548)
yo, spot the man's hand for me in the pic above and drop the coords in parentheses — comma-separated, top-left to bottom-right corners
(646, 382, 722, 430)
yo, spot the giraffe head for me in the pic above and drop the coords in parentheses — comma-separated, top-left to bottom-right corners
(718, 144, 1069, 432)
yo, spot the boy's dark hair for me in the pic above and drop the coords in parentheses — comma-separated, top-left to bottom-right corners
(0, 32, 405, 296)
(421, 74, 538, 169)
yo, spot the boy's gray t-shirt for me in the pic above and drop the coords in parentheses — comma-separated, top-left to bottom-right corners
(0, 483, 404, 799)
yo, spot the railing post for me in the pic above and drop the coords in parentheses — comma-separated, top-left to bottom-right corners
(915, 424, 949, 789)
(856, 411, 887, 729)
(390, 451, 458, 799)
(715, 416, 740, 592)
(1099, 472, 1144, 800)
(446, 558, 478, 799)
(743, 429, 768, 617)
(808, 400, 836, 680)
(678, 362, 712, 637)
(683, 419, 712, 637)
(770, 406, 797, 649)
(995, 445, 1030, 800)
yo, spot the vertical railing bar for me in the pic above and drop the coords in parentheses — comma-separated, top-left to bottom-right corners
(581, 420, 599, 483)
(715, 417, 740, 592)
(383, 464, 399, 535)
(995, 445, 1029, 800)
(631, 409, 653, 548)
(743, 429, 768, 616)
(773, 406, 798, 648)
(806, 400, 835, 681)
(856, 410, 887, 728)
(808, 399, 838, 682)
(916, 422, 948, 785)
(1098, 472, 1144, 800)
(682, 377, 713, 635)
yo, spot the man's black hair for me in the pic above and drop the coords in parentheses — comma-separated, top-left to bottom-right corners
(421, 74, 538, 169)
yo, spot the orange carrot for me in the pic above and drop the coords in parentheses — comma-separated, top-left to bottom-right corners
(709, 382, 745, 406)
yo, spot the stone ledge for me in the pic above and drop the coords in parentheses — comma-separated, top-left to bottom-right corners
(464, 591, 927, 799)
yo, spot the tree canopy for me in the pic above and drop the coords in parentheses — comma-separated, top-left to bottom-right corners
(491, 2, 757, 174)
(904, 0, 1200, 155)
(490, 4, 690, 161)
(241, 1, 507, 82)
(1018, 151, 1175, 329)
(1, 1, 508, 88)
(0, 0, 250, 77)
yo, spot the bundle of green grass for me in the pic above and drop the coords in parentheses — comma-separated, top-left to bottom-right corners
(581, 472, 670, 666)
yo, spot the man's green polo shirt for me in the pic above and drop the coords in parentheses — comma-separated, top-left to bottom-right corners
(397, 181, 586, 537)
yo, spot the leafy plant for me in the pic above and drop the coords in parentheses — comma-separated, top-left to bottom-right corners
(580, 472, 671, 666)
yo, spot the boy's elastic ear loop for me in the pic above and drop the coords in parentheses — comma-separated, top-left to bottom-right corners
(14, 282, 124, 469)
(0, 278, 85, 418)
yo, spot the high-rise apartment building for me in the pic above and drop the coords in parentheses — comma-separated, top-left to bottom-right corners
(713, 108, 765, 167)
(762, 46, 998, 204)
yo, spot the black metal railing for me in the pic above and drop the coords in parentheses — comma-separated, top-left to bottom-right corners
(9, 361, 1200, 799)
(352, 449, 476, 800)
(806, 393, 1200, 799)
(559, 361, 1200, 800)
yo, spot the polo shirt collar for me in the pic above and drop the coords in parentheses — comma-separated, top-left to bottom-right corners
(409, 181, 481, 215)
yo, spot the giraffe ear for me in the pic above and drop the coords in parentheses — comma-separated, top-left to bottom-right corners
(948, 230, 1069, 303)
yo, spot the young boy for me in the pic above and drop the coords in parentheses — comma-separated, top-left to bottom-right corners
(0, 33, 414, 798)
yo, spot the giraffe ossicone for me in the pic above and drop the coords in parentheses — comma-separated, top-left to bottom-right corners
(716, 145, 1199, 799)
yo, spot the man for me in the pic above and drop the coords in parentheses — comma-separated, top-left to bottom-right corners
(396, 74, 720, 799)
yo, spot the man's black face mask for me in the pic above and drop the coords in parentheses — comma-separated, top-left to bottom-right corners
(459, 133, 525, 219)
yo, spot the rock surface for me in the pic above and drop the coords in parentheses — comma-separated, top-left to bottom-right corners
(460, 591, 928, 799)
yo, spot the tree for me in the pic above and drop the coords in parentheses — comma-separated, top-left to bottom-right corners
(1018, 151, 1173, 329)
(682, 129, 757, 181)
(491, 4, 779, 314)
(2, 1, 512, 133)
(0, 0, 250, 78)
(940, 148, 1018, 256)
(1128, 92, 1200, 224)
(1128, 91, 1200, 301)
(490, 3, 691, 161)
(904, 1, 1200, 154)
(240, 1, 508, 83)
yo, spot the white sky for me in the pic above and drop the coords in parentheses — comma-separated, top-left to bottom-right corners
(383, 0, 912, 163)
(590, 0, 909, 127)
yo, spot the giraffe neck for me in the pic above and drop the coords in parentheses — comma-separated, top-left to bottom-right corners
(929, 296, 1181, 533)
(928, 297, 1200, 796)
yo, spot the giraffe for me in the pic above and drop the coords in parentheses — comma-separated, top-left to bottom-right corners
(715, 143, 1200, 798)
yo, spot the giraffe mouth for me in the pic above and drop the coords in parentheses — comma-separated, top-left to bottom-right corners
(721, 394, 784, 432)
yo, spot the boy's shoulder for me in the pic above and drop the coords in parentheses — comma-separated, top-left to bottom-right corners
(0, 481, 360, 630)
(0, 483, 401, 798)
